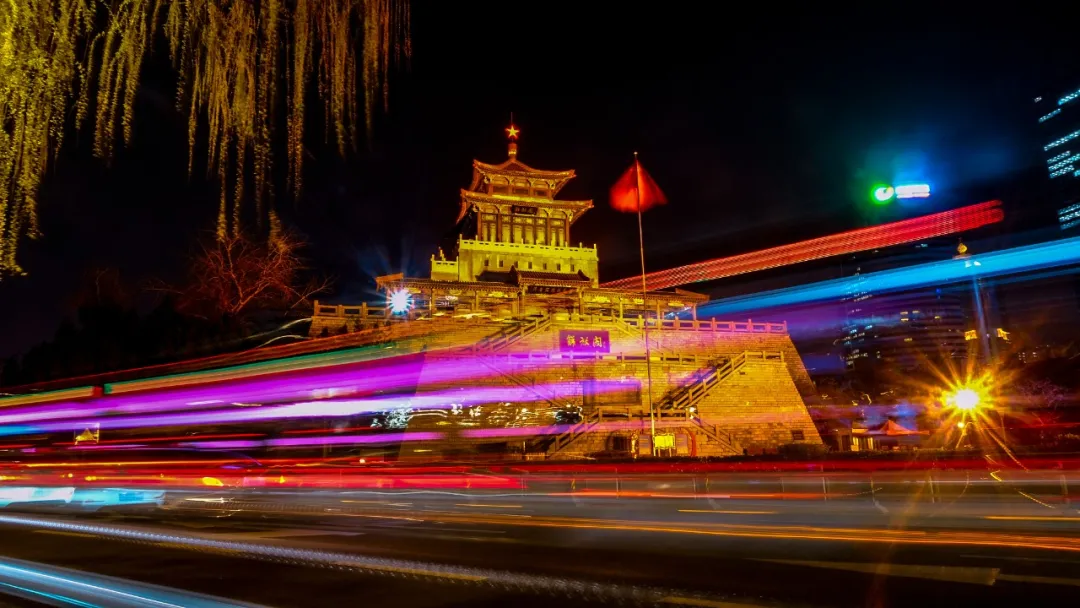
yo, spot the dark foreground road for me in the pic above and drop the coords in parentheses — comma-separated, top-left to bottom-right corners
(2, 488, 1080, 608)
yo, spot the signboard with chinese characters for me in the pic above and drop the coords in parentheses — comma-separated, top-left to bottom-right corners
(511, 205, 538, 215)
(559, 330, 610, 353)
(654, 434, 676, 450)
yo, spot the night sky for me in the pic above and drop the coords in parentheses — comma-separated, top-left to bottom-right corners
(1, 8, 1077, 358)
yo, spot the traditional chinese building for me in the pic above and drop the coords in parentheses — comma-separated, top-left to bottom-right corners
(310, 124, 822, 459)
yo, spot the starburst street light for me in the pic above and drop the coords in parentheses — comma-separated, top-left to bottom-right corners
(950, 388, 982, 411)
(388, 289, 413, 315)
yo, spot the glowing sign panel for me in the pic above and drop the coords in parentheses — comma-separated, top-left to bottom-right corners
(654, 434, 676, 449)
(559, 330, 610, 353)
(895, 184, 931, 199)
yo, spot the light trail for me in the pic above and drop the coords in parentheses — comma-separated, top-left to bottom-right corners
(0, 555, 264, 607)
(602, 200, 1003, 290)
(338, 510, 1080, 553)
(698, 234, 1080, 317)
(0, 379, 597, 436)
(0, 514, 744, 607)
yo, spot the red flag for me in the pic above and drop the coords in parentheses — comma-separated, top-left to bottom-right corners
(610, 158, 667, 213)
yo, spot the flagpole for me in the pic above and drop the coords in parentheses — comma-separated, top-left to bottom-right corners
(633, 152, 657, 456)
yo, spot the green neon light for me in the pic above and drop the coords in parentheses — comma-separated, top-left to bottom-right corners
(871, 184, 894, 204)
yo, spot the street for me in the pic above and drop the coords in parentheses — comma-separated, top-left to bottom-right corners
(2, 479, 1080, 607)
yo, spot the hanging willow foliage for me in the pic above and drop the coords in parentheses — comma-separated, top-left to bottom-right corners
(0, 0, 410, 278)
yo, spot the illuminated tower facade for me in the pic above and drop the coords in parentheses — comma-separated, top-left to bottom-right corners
(430, 123, 599, 287)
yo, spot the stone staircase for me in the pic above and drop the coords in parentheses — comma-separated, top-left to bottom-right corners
(532, 411, 602, 455)
(472, 315, 552, 352)
(658, 352, 737, 411)
(688, 416, 740, 455)
(536, 351, 784, 458)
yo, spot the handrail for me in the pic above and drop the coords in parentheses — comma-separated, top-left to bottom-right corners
(551, 411, 602, 452)
(458, 350, 784, 367)
(691, 416, 739, 452)
(473, 316, 552, 352)
(657, 351, 784, 412)
(539, 350, 781, 457)
(622, 317, 787, 334)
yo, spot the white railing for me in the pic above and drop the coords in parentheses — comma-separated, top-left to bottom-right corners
(458, 238, 597, 255)
(312, 303, 789, 337)
(622, 317, 787, 334)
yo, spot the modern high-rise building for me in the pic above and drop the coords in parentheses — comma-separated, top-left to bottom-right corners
(1034, 86, 1080, 230)
(838, 240, 970, 372)
(1035, 84, 1080, 322)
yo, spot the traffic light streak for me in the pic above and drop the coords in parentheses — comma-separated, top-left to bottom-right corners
(601, 200, 1003, 291)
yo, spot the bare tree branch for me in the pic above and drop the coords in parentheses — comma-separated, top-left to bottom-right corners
(176, 229, 331, 322)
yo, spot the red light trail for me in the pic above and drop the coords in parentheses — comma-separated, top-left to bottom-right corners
(601, 200, 1004, 291)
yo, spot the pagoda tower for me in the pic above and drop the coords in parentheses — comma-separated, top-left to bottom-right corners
(373, 123, 709, 319)
(310, 123, 822, 460)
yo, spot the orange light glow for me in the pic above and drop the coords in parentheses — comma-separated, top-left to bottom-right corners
(506, 124, 519, 139)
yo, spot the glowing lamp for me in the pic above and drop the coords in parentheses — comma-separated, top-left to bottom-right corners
(388, 289, 412, 315)
(872, 185, 895, 203)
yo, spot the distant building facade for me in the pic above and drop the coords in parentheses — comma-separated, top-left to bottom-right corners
(1035, 85, 1080, 321)
(838, 240, 969, 371)
(1035, 86, 1080, 230)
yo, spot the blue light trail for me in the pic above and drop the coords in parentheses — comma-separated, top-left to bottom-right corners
(698, 236, 1080, 317)
(0, 555, 263, 607)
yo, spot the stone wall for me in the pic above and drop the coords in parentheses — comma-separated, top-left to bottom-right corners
(300, 314, 822, 460)
(509, 319, 816, 396)
(694, 358, 821, 454)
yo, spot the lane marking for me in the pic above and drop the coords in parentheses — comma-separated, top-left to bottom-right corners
(226, 529, 364, 539)
(755, 559, 999, 586)
(661, 596, 768, 607)
(33, 530, 97, 540)
(997, 573, 1080, 587)
(389, 511, 1080, 553)
(961, 554, 1080, 565)
(330, 561, 487, 582)
(984, 516, 1080, 522)
(455, 503, 523, 508)
(679, 510, 775, 515)
(341, 500, 413, 507)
